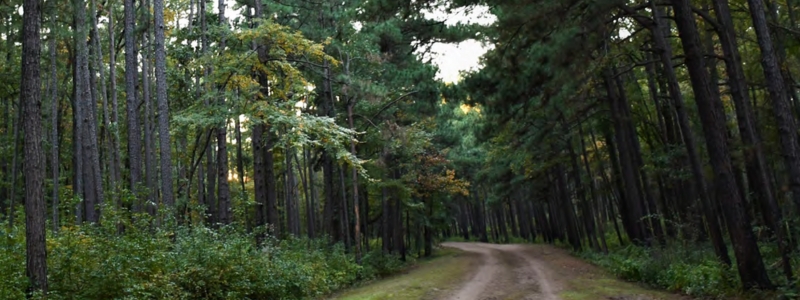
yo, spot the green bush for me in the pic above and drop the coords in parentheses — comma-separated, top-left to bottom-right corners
(359, 248, 405, 278)
(581, 244, 737, 298)
(0, 218, 403, 300)
(0, 229, 27, 300)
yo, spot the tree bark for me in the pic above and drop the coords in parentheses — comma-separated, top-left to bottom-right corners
(252, 122, 266, 238)
(604, 70, 648, 245)
(108, 0, 122, 210)
(76, 0, 103, 222)
(124, 0, 142, 206)
(22, 0, 48, 292)
(345, 61, 362, 262)
(216, 0, 230, 225)
(48, 1, 60, 231)
(142, 1, 156, 214)
(154, 0, 173, 207)
(305, 147, 317, 238)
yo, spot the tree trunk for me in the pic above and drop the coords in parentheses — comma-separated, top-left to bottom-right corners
(672, 0, 772, 289)
(339, 166, 352, 250)
(22, 0, 48, 292)
(604, 70, 648, 245)
(554, 164, 581, 251)
(749, 0, 800, 220)
(107, 0, 122, 208)
(265, 126, 278, 234)
(235, 118, 245, 197)
(216, 0, 230, 225)
(286, 145, 301, 235)
(295, 148, 311, 237)
(48, 1, 60, 231)
(382, 185, 391, 252)
(347, 99, 362, 263)
(252, 122, 266, 239)
(154, 0, 172, 208)
(217, 128, 230, 224)
(124, 0, 142, 205)
(568, 134, 599, 251)
(713, 0, 792, 281)
(76, 0, 103, 222)
(305, 147, 317, 238)
(142, 2, 156, 214)
(89, 0, 112, 200)
(646, 4, 728, 261)
(579, 121, 608, 253)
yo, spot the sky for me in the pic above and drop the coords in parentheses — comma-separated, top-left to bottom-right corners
(421, 5, 496, 83)
(206, 2, 496, 84)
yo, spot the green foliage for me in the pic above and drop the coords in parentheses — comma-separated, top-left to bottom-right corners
(359, 248, 406, 278)
(0, 218, 404, 300)
(0, 230, 27, 299)
(581, 244, 738, 298)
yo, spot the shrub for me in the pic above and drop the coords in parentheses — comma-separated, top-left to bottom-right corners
(359, 248, 405, 278)
(0, 219, 401, 299)
(581, 244, 737, 298)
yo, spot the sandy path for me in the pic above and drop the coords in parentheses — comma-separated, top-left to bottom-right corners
(442, 242, 560, 300)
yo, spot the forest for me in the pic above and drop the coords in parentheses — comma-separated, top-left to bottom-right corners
(5, 0, 800, 297)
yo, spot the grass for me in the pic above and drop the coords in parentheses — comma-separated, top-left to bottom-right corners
(330, 248, 475, 300)
(560, 277, 684, 300)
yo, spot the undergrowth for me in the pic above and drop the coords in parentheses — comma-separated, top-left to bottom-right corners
(0, 211, 405, 299)
(580, 244, 738, 298)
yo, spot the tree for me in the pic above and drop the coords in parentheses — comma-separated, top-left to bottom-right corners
(671, 0, 771, 289)
(124, 0, 142, 206)
(21, 0, 47, 293)
(75, 0, 103, 222)
(154, 0, 172, 207)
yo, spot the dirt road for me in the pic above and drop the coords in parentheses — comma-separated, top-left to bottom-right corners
(334, 242, 683, 300)
(443, 243, 561, 300)
(442, 242, 681, 300)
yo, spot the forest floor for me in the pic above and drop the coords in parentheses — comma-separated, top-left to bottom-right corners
(331, 242, 688, 300)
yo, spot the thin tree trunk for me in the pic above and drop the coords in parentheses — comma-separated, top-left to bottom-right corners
(77, 0, 103, 222)
(579, 121, 607, 253)
(142, 0, 156, 214)
(305, 146, 316, 238)
(49, 2, 59, 231)
(154, 0, 172, 208)
(235, 118, 246, 199)
(107, 0, 122, 208)
(252, 122, 266, 238)
(553, 163, 582, 251)
(217, 128, 230, 224)
(72, 42, 84, 222)
(216, 0, 230, 225)
(295, 147, 311, 237)
(568, 132, 599, 251)
(89, 0, 112, 199)
(124, 0, 142, 208)
(265, 126, 278, 234)
(604, 70, 648, 245)
(340, 166, 352, 250)
(345, 56, 362, 261)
